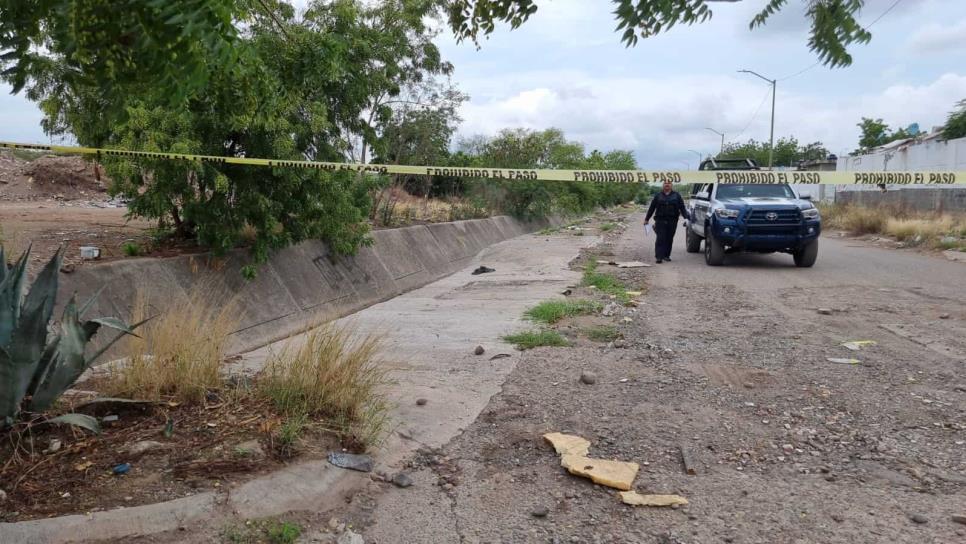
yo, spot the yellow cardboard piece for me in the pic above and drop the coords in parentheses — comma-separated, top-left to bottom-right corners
(543, 432, 591, 456)
(619, 491, 689, 507)
(624, 291, 643, 297)
(561, 454, 639, 491)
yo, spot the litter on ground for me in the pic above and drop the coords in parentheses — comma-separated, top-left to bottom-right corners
(543, 432, 591, 456)
(560, 454, 639, 491)
(827, 358, 861, 365)
(619, 491, 689, 507)
(842, 340, 877, 351)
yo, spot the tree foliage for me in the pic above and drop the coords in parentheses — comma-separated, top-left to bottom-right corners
(0, 0, 241, 111)
(716, 137, 830, 167)
(446, 0, 873, 67)
(13, 0, 453, 269)
(942, 99, 966, 141)
(855, 117, 911, 153)
(448, 128, 647, 218)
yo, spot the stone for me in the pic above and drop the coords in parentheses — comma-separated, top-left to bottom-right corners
(952, 515, 966, 525)
(580, 372, 597, 385)
(0, 489, 6, 502)
(817, 308, 833, 315)
(328, 452, 374, 473)
(416, 398, 428, 406)
(47, 439, 62, 453)
(939, 313, 950, 319)
(910, 514, 928, 524)
(531, 506, 550, 518)
(620, 491, 688, 507)
(234, 440, 265, 459)
(560, 455, 639, 491)
(474, 345, 485, 355)
(831, 514, 845, 523)
(602, 303, 621, 317)
(543, 433, 591, 456)
(337, 529, 365, 544)
(125, 440, 165, 456)
(391, 472, 414, 488)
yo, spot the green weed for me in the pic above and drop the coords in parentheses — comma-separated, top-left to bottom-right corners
(121, 241, 142, 256)
(585, 325, 620, 342)
(599, 222, 617, 232)
(523, 299, 601, 324)
(503, 330, 570, 350)
(582, 262, 630, 303)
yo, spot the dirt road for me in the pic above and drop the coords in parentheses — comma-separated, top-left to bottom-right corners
(339, 213, 965, 543)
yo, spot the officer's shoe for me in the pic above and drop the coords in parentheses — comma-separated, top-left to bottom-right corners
(655, 259, 663, 264)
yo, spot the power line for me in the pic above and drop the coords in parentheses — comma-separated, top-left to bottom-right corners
(732, 88, 772, 143)
(776, 0, 904, 82)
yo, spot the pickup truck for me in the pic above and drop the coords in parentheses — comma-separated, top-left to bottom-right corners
(684, 158, 821, 267)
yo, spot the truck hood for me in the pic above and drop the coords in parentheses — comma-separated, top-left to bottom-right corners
(718, 197, 808, 208)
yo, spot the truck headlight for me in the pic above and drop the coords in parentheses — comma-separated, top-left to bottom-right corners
(802, 208, 820, 220)
(715, 208, 740, 219)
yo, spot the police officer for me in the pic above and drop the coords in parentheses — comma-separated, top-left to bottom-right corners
(644, 180, 691, 263)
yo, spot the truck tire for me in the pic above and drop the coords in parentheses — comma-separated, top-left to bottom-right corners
(705, 231, 725, 266)
(685, 227, 702, 253)
(794, 239, 819, 267)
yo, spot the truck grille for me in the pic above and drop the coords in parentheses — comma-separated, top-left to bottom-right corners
(746, 209, 801, 235)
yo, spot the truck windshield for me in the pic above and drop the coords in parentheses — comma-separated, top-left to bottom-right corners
(716, 184, 795, 199)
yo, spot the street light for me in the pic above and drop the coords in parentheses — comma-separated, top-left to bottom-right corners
(704, 127, 724, 154)
(738, 69, 777, 169)
(688, 149, 703, 168)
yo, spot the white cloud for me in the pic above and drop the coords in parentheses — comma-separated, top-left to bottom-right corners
(457, 72, 966, 166)
(906, 19, 966, 53)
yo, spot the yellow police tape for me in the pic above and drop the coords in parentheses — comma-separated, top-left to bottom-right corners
(2, 141, 964, 185)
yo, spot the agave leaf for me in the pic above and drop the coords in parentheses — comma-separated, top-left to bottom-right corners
(26, 332, 61, 398)
(85, 315, 154, 366)
(78, 285, 107, 318)
(0, 246, 31, 347)
(0, 345, 32, 421)
(47, 413, 101, 434)
(87, 317, 141, 338)
(27, 298, 89, 412)
(21, 247, 62, 326)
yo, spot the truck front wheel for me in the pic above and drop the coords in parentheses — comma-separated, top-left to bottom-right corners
(794, 239, 819, 267)
(705, 231, 725, 266)
(686, 227, 702, 253)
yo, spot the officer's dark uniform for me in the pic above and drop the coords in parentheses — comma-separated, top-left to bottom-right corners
(644, 190, 690, 262)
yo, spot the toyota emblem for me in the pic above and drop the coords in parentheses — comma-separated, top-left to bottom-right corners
(765, 212, 779, 221)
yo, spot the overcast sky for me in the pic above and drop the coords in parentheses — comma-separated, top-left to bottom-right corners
(3, 0, 965, 169)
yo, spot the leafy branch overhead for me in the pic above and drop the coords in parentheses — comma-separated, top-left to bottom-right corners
(447, 0, 875, 67)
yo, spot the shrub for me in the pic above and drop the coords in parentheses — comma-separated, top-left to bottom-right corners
(258, 325, 389, 450)
(106, 288, 237, 404)
(121, 241, 142, 256)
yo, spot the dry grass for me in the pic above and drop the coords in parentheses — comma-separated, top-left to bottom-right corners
(819, 203, 966, 250)
(0, 223, 29, 262)
(257, 325, 390, 451)
(106, 288, 238, 404)
(372, 186, 488, 227)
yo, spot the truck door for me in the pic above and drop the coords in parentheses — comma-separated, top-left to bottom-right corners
(691, 184, 712, 237)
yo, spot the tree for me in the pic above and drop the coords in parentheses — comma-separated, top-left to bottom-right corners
(445, 0, 874, 67)
(0, 0, 242, 112)
(942, 99, 966, 141)
(855, 117, 910, 153)
(19, 0, 454, 271)
(716, 137, 830, 167)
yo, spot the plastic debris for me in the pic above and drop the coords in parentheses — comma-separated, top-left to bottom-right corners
(471, 266, 495, 275)
(842, 340, 877, 351)
(827, 358, 861, 365)
(113, 463, 131, 475)
(328, 452, 374, 472)
(620, 491, 689, 507)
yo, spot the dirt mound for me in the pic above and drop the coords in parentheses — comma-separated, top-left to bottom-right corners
(0, 151, 109, 201)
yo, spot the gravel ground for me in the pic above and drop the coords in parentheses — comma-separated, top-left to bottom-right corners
(329, 211, 966, 544)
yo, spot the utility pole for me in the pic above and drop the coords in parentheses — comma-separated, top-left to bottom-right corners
(688, 149, 703, 168)
(704, 128, 724, 154)
(738, 69, 777, 169)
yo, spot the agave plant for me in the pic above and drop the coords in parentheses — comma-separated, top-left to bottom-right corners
(1, 246, 145, 432)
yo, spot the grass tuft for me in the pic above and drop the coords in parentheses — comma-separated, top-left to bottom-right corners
(503, 329, 570, 350)
(523, 299, 601, 324)
(258, 325, 390, 451)
(107, 288, 237, 404)
(820, 203, 965, 249)
(582, 261, 630, 303)
(599, 222, 617, 232)
(585, 325, 620, 342)
(121, 241, 142, 256)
